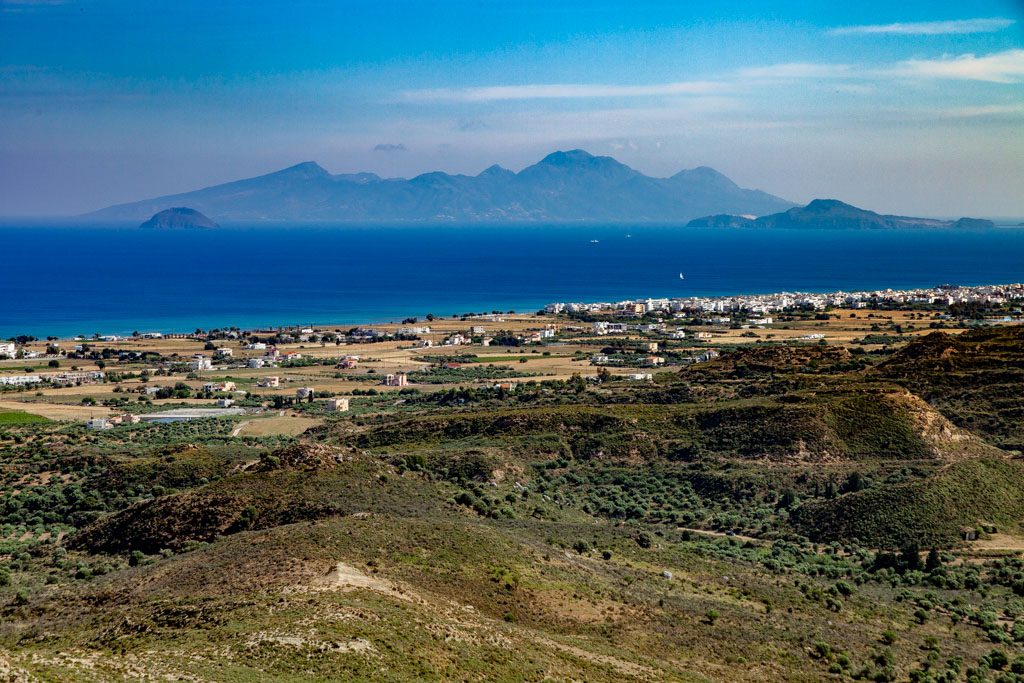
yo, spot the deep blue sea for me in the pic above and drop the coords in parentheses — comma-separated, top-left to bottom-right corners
(2, 223, 1023, 338)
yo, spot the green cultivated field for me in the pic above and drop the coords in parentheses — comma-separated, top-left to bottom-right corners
(0, 409, 49, 424)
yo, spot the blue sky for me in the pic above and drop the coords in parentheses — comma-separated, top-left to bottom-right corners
(1, 0, 1023, 217)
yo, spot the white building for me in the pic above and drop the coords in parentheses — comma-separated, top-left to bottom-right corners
(397, 326, 431, 336)
(214, 347, 233, 357)
(248, 358, 265, 368)
(384, 373, 408, 387)
(627, 373, 653, 381)
(86, 418, 112, 430)
(296, 386, 315, 400)
(189, 356, 213, 371)
(0, 342, 16, 358)
(327, 397, 350, 412)
(49, 371, 105, 386)
(0, 375, 42, 386)
(258, 376, 279, 387)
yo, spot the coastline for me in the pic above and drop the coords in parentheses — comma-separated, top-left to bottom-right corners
(5, 280, 1022, 343)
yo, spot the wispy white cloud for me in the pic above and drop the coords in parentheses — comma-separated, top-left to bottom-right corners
(739, 50, 1024, 84)
(829, 17, 1015, 36)
(397, 49, 1024, 107)
(735, 62, 853, 79)
(400, 81, 726, 103)
(938, 103, 1024, 118)
(895, 49, 1024, 83)
(609, 139, 639, 151)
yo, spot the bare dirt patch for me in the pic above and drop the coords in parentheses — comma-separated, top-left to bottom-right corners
(313, 562, 398, 594)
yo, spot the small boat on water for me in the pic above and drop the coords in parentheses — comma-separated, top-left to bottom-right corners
(679, 273, 685, 279)
(590, 239, 599, 243)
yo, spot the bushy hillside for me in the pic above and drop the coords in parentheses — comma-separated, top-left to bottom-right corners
(793, 457, 1024, 547)
(5, 329, 1024, 680)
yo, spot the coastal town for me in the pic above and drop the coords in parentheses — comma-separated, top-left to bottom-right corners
(543, 281, 1024, 317)
(1, 281, 1022, 436)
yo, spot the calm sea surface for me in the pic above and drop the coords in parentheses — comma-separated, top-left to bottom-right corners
(1, 223, 1023, 338)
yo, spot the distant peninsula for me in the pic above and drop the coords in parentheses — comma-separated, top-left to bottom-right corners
(85, 150, 796, 223)
(686, 199, 995, 230)
(139, 207, 219, 229)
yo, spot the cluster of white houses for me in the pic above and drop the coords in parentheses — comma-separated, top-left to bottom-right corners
(546, 282, 1024, 318)
(591, 348, 718, 369)
(225, 346, 309, 369)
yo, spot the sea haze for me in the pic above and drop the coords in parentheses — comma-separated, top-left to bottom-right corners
(1, 223, 1022, 338)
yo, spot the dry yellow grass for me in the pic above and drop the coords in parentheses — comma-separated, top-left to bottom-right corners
(0, 400, 111, 420)
(234, 414, 321, 437)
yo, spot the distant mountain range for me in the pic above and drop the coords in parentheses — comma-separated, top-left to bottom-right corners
(686, 199, 994, 230)
(83, 150, 797, 223)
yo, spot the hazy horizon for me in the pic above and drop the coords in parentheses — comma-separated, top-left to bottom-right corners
(2, 0, 1023, 218)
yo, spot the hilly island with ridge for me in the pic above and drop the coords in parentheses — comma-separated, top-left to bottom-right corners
(86, 150, 795, 223)
(86, 150, 993, 228)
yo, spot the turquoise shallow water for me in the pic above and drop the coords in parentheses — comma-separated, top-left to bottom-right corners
(1, 222, 1022, 338)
